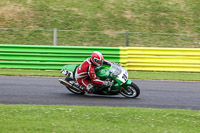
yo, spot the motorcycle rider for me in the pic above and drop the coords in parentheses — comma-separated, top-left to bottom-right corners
(74, 51, 112, 93)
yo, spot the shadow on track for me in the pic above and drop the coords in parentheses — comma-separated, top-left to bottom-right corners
(61, 92, 141, 100)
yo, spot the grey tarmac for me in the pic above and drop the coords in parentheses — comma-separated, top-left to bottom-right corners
(0, 76, 200, 110)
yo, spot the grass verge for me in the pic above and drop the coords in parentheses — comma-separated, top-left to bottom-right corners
(0, 69, 63, 77)
(0, 0, 200, 47)
(0, 104, 199, 133)
(0, 68, 200, 81)
(128, 71, 200, 81)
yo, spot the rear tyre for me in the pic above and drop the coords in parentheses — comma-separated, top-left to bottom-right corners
(120, 82, 140, 98)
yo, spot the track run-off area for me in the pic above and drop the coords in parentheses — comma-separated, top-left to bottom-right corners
(0, 76, 200, 110)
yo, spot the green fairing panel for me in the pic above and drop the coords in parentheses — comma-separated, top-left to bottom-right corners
(95, 66, 110, 80)
(62, 65, 78, 73)
(126, 79, 132, 85)
(111, 83, 121, 90)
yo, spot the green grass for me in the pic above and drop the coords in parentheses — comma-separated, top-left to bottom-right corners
(129, 71, 200, 81)
(0, 0, 200, 47)
(0, 104, 199, 133)
(0, 68, 200, 81)
(0, 69, 63, 77)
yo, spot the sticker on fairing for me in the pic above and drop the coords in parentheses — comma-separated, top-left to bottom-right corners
(117, 69, 128, 83)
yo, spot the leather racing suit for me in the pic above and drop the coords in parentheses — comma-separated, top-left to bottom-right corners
(75, 57, 111, 91)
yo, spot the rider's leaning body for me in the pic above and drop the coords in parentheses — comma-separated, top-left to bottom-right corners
(75, 51, 112, 92)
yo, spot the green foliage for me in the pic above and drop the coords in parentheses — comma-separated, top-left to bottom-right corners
(0, 104, 199, 133)
(0, 0, 199, 47)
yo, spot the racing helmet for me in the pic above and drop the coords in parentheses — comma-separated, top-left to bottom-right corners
(91, 51, 104, 66)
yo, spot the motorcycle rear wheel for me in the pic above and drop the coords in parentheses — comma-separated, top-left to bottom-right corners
(120, 82, 140, 98)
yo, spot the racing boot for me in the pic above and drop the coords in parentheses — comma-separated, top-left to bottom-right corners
(86, 84, 95, 94)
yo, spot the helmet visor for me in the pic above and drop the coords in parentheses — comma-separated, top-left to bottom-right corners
(94, 58, 103, 65)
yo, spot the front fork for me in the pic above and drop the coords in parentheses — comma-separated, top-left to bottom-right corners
(121, 79, 132, 90)
(111, 79, 132, 92)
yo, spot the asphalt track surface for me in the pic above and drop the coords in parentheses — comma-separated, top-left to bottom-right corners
(0, 76, 200, 110)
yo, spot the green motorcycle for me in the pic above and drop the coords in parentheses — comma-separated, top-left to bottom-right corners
(59, 63, 140, 98)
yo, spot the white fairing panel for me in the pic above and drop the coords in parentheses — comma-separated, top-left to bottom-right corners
(117, 68, 128, 83)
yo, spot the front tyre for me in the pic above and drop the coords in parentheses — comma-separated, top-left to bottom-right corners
(120, 82, 140, 98)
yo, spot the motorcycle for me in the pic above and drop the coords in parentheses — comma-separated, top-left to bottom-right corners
(59, 63, 140, 98)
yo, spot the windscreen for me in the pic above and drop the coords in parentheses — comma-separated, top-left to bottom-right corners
(109, 64, 122, 76)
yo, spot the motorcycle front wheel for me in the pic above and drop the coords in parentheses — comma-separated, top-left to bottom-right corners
(120, 82, 140, 98)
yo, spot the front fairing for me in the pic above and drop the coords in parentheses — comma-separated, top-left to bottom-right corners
(95, 64, 130, 94)
(109, 64, 128, 85)
(95, 64, 128, 85)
